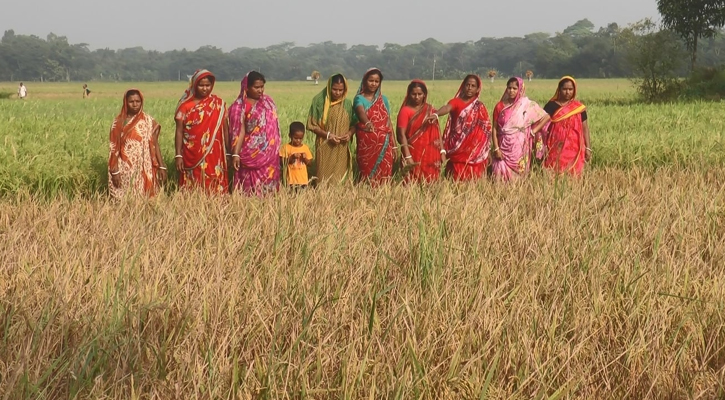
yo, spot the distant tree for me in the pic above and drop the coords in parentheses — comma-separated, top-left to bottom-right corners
(657, 0, 725, 70)
(562, 19, 596, 38)
(621, 19, 685, 101)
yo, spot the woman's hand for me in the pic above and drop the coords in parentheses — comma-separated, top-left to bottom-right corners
(363, 121, 374, 132)
(111, 173, 121, 188)
(175, 157, 184, 173)
(585, 147, 592, 162)
(493, 148, 503, 160)
(157, 168, 168, 182)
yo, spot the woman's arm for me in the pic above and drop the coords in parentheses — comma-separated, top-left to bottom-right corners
(174, 118, 184, 172)
(531, 114, 550, 135)
(152, 124, 167, 181)
(354, 104, 373, 131)
(583, 120, 591, 161)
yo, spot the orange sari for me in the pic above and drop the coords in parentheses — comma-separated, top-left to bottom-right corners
(108, 89, 161, 198)
(175, 70, 228, 194)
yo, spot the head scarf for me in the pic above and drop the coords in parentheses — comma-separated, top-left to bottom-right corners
(551, 76, 577, 102)
(176, 69, 215, 113)
(309, 73, 352, 129)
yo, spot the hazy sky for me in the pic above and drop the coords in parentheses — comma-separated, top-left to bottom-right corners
(3, 0, 659, 51)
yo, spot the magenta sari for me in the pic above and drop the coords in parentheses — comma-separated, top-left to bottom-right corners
(491, 77, 548, 181)
(228, 72, 281, 195)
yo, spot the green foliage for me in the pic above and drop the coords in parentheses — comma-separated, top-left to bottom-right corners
(681, 66, 725, 99)
(657, 0, 725, 69)
(0, 91, 14, 99)
(621, 19, 686, 102)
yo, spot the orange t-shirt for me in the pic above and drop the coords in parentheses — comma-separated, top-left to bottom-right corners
(280, 143, 313, 185)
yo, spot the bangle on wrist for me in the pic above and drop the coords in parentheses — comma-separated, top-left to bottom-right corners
(586, 147, 592, 152)
(404, 155, 413, 159)
(432, 113, 439, 120)
(326, 131, 331, 140)
(110, 170, 120, 176)
(159, 166, 167, 170)
(174, 155, 183, 159)
(440, 149, 447, 155)
(232, 154, 240, 158)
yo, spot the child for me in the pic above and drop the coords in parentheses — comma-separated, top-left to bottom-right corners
(17, 82, 27, 99)
(279, 121, 313, 190)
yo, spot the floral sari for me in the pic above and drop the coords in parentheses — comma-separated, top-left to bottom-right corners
(353, 68, 395, 186)
(491, 77, 548, 181)
(443, 75, 491, 181)
(229, 71, 281, 195)
(307, 74, 354, 183)
(543, 76, 587, 175)
(108, 89, 161, 198)
(175, 69, 228, 194)
(397, 80, 442, 183)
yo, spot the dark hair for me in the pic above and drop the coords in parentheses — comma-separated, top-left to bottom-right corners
(289, 121, 305, 136)
(364, 69, 383, 82)
(247, 71, 266, 87)
(558, 78, 575, 90)
(463, 74, 480, 88)
(125, 89, 141, 99)
(330, 74, 346, 85)
(506, 77, 519, 86)
(406, 81, 427, 98)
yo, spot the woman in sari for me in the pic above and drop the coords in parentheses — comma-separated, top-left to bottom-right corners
(108, 89, 166, 198)
(307, 73, 355, 184)
(428, 74, 491, 181)
(353, 68, 396, 186)
(230, 71, 282, 195)
(542, 76, 591, 175)
(397, 80, 443, 183)
(174, 69, 229, 194)
(491, 77, 550, 181)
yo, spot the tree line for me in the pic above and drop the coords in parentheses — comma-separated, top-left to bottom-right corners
(1, 19, 725, 83)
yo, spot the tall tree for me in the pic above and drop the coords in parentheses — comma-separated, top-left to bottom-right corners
(657, 0, 725, 70)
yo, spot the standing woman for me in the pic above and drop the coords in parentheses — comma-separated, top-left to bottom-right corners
(174, 69, 229, 194)
(307, 73, 355, 184)
(108, 89, 166, 198)
(491, 77, 550, 181)
(397, 79, 444, 183)
(428, 74, 492, 181)
(542, 76, 591, 175)
(230, 71, 282, 195)
(353, 68, 396, 186)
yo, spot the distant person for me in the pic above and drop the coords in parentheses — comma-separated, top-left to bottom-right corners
(82, 84, 91, 98)
(428, 74, 491, 181)
(353, 68, 395, 186)
(17, 82, 27, 99)
(396, 79, 443, 183)
(491, 77, 550, 181)
(229, 71, 282, 195)
(542, 76, 591, 175)
(174, 69, 229, 193)
(108, 89, 166, 198)
(307, 73, 355, 184)
(280, 121, 313, 190)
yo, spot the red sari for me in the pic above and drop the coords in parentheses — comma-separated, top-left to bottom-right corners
(543, 77, 587, 175)
(175, 69, 229, 194)
(443, 76, 491, 181)
(397, 81, 442, 183)
(353, 68, 395, 186)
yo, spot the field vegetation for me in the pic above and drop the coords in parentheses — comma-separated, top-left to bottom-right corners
(0, 79, 724, 399)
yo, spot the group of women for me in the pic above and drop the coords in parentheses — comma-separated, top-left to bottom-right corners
(107, 68, 591, 199)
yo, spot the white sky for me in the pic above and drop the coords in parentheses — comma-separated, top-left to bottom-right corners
(2, 0, 659, 51)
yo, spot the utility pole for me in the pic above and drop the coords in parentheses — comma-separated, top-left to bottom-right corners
(432, 56, 436, 81)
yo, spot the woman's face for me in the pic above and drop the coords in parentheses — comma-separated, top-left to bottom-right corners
(409, 86, 425, 106)
(462, 77, 478, 98)
(364, 73, 381, 94)
(247, 79, 265, 100)
(330, 82, 345, 101)
(559, 80, 575, 101)
(195, 77, 213, 98)
(506, 81, 519, 100)
(126, 94, 142, 115)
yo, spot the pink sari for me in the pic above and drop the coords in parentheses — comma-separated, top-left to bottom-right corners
(228, 72, 281, 195)
(491, 77, 547, 181)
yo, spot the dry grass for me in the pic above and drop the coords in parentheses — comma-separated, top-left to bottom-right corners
(2, 168, 725, 399)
